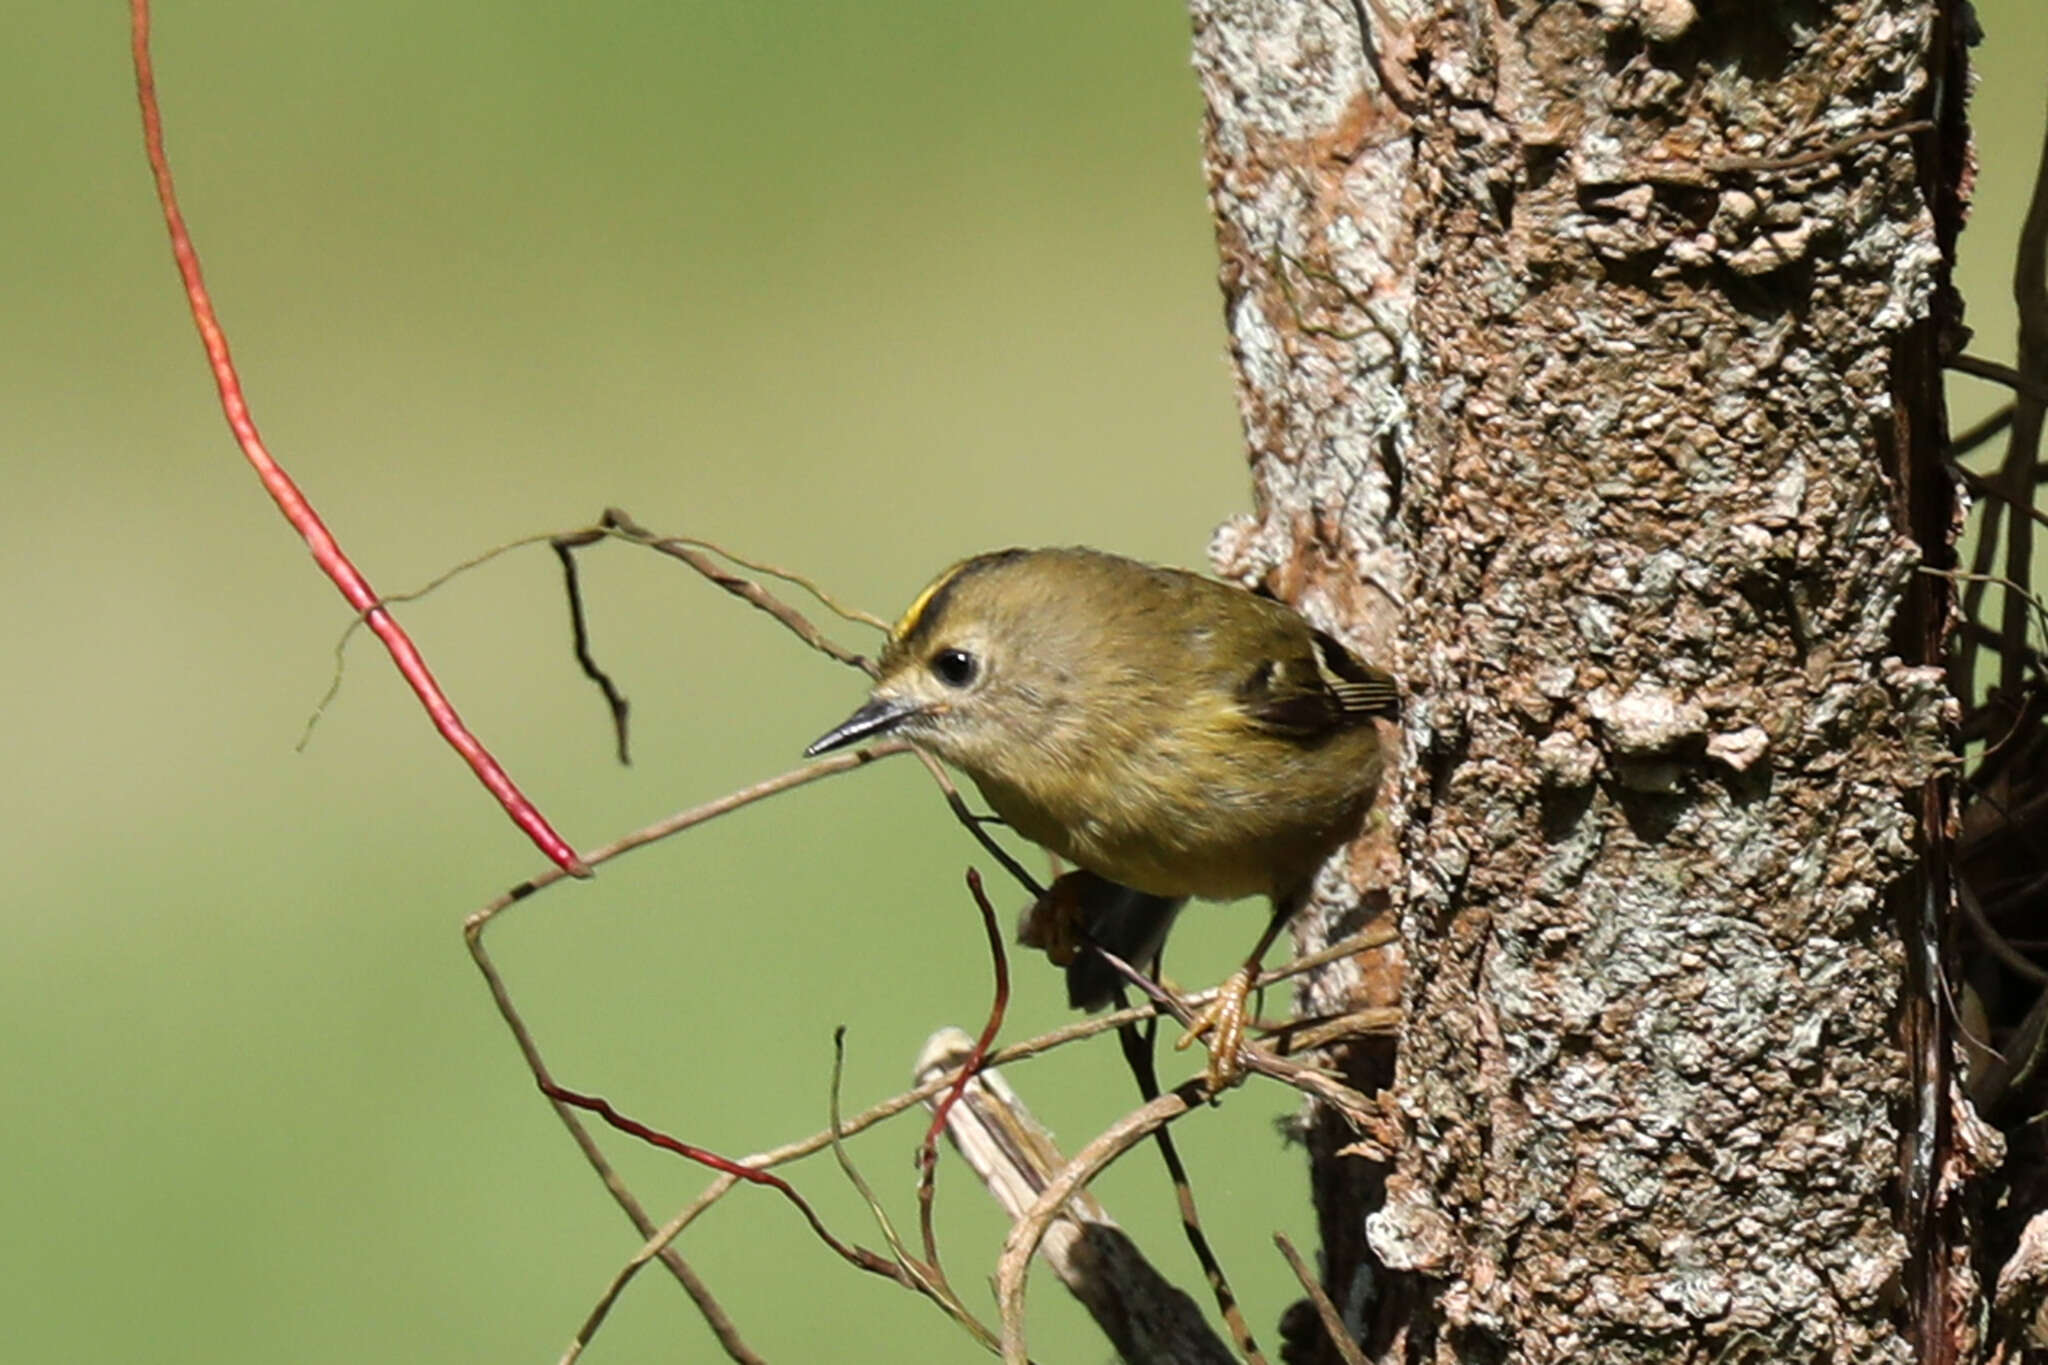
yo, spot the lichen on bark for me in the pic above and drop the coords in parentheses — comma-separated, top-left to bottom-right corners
(1190, 1, 1962, 1360)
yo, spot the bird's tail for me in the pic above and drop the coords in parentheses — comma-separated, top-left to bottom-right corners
(1061, 872, 1189, 1011)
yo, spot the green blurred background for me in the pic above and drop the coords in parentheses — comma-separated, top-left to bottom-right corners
(3, 3, 2039, 1361)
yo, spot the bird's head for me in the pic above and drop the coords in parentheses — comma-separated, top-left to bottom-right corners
(805, 549, 1083, 775)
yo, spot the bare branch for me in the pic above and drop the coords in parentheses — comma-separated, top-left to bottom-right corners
(1273, 1232, 1367, 1365)
(995, 1084, 1207, 1364)
(917, 1030, 1236, 1364)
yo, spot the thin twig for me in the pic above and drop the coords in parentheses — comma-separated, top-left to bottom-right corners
(502, 509, 1409, 1360)
(1927, 567, 2048, 649)
(1987, 866, 2048, 925)
(1951, 404, 2017, 459)
(543, 1082, 911, 1283)
(996, 1085, 1208, 1364)
(1957, 480, 2020, 707)
(563, 923, 1405, 1341)
(1951, 353, 2048, 406)
(1957, 621, 2048, 677)
(823, 1033, 1002, 1352)
(1957, 879, 2048, 986)
(560, 869, 1024, 1359)
(916, 870, 1013, 1268)
(1263, 1005, 1407, 1055)
(466, 692, 1394, 1355)
(552, 531, 633, 764)
(1085, 944, 1391, 1134)
(1949, 455, 2048, 532)
(464, 743, 906, 1362)
(468, 920, 763, 1365)
(1994, 101, 2048, 699)
(658, 530, 892, 634)
(1274, 1232, 1368, 1365)
(915, 750, 1047, 898)
(1102, 979, 1267, 1362)
(130, 0, 585, 876)
(599, 508, 878, 674)
(298, 531, 565, 751)
(466, 744, 909, 921)
(917, 1030, 1236, 1364)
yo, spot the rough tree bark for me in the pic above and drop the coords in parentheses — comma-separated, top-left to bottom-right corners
(1190, 2, 1974, 1361)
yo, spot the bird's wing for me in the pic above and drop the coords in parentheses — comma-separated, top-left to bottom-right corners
(1236, 627, 1399, 740)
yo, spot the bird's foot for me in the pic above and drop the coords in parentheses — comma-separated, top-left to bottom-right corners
(1175, 964, 1257, 1091)
(1014, 870, 1092, 968)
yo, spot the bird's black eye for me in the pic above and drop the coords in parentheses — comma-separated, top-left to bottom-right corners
(931, 647, 978, 687)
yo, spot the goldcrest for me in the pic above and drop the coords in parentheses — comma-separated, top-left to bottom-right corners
(806, 546, 1397, 1083)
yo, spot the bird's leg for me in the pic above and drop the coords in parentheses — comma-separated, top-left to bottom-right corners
(1176, 900, 1293, 1090)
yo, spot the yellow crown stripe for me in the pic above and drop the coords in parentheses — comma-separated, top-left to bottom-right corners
(891, 558, 976, 643)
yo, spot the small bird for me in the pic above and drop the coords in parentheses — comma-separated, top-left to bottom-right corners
(806, 546, 1397, 1087)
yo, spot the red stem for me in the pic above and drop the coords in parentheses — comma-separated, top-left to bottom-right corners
(921, 869, 1012, 1159)
(541, 1081, 907, 1282)
(128, 0, 587, 877)
(911, 868, 1012, 1270)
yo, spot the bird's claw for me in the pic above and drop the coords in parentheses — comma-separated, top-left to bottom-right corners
(1015, 870, 1091, 968)
(1175, 965, 1257, 1091)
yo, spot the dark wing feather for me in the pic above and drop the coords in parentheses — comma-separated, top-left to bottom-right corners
(1238, 628, 1398, 739)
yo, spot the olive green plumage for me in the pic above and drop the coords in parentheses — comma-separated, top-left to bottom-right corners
(807, 546, 1397, 903)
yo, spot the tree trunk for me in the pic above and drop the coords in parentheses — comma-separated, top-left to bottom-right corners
(1189, 2, 1974, 1361)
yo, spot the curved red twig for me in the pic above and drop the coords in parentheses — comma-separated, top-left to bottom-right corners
(128, 0, 587, 877)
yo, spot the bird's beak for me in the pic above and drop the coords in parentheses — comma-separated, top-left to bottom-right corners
(805, 695, 919, 757)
